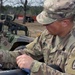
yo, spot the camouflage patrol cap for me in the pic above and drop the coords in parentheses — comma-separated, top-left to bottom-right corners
(36, 0, 75, 24)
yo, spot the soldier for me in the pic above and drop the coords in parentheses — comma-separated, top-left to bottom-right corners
(0, 0, 75, 75)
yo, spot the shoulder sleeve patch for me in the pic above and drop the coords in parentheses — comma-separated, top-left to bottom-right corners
(72, 60, 75, 69)
(65, 55, 75, 74)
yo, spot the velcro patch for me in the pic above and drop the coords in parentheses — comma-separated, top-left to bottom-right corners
(65, 56, 75, 74)
(72, 60, 75, 69)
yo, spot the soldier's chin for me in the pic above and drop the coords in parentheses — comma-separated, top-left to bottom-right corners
(48, 32, 57, 35)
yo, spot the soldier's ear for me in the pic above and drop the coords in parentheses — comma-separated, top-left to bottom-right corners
(61, 19, 69, 27)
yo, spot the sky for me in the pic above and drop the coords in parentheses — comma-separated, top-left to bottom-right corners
(4, 0, 44, 6)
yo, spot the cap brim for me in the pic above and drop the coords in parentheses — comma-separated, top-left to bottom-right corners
(36, 10, 56, 24)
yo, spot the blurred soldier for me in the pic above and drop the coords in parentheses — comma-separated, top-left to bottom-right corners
(0, 0, 75, 75)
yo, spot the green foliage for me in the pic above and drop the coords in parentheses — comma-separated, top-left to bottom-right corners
(27, 6, 43, 15)
(1, 5, 43, 16)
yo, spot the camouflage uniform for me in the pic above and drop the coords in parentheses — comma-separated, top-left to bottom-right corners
(1, 0, 75, 75)
(0, 25, 75, 75)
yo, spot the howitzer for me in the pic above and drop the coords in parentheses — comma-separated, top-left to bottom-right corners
(0, 14, 29, 36)
(4, 20, 29, 36)
(0, 14, 34, 51)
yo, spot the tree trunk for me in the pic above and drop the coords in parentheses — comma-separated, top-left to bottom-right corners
(23, 10, 26, 24)
(23, 0, 27, 24)
(0, 0, 3, 14)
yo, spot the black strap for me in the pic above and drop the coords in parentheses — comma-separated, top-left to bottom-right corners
(49, 64, 64, 72)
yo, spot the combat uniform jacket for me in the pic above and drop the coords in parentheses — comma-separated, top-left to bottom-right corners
(1, 25, 75, 75)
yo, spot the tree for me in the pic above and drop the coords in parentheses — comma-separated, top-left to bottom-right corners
(13, 0, 44, 24)
(2, 0, 44, 24)
(10, 0, 28, 24)
(20, 0, 28, 24)
(0, 0, 9, 14)
(0, 0, 3, 13)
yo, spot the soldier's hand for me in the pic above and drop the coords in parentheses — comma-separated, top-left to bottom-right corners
(16, 54, 34, 69)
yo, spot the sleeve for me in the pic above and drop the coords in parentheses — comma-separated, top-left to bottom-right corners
(29, 47, 75, 75)
(65, 47, 75, 75)
(0, 32, 44, 68)
(30, 60, 73, 75)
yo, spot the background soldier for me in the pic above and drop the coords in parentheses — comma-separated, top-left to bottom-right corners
(0, 0, 75, 75)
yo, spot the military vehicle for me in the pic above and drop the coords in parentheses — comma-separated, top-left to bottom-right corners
(0, 32, 34, 51)
(0, 14, 35, 49)
(26, 16, 34, 23)
(0, 14, 29, 36)
(0, 14, 34, 75)
(0, 14, 34, 51)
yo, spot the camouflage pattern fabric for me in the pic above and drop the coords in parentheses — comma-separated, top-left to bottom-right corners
(0, 24, 75, 75)
(0, 32, 21, 51)
(36, 0, 75, 24)
(0, 32, 33, 51)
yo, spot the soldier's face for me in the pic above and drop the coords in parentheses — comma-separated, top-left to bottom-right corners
(44, 21, 63, 35)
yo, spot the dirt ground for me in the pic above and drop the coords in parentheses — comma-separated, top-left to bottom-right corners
(15, 20, 45, 38)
